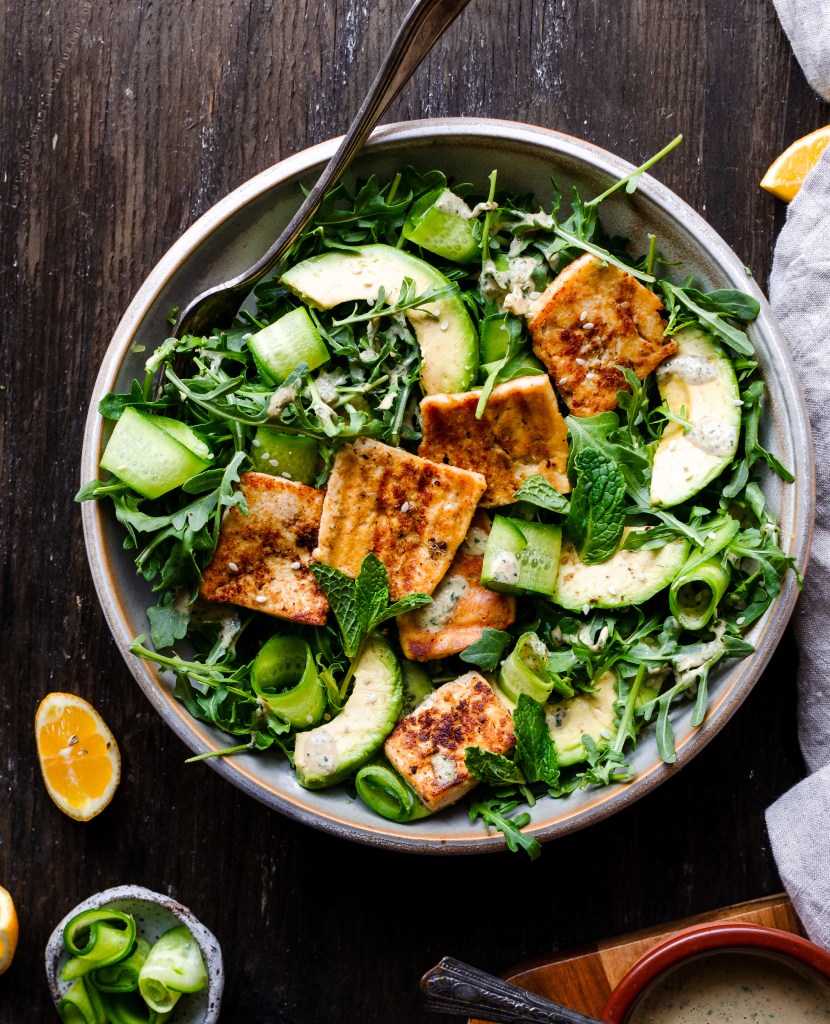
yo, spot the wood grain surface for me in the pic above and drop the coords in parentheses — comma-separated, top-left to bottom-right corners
(471, 893, 805, 1023)
(0, 1, 828, 1021)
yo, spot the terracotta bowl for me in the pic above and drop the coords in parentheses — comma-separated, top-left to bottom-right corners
(44, 884, 224, 1023)
(603, 921, 830, 1024)
(80, 117, 814, 853)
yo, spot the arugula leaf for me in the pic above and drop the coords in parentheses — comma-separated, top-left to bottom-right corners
(512, 475, 570, 514)
(566, 449, 626, 564)
(683, 288, 761, 322)
(459, 628, 512, 671)
(513, 694, 560, 788)
(147, 591, 190, 650)
(469, 797, 541, 860)
(465, 748, 526, 785)
(659, 281, 755, 356)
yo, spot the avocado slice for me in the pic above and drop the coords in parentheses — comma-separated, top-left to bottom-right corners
(294, 636, 402, 789)
(552, 528, 689, 611)
(281, 244, 478, 395)
(650, 327, 741, 508)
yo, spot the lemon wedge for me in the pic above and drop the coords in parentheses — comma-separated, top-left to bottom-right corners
(0, 886, 18, 975)
(761, 125, 830, 202)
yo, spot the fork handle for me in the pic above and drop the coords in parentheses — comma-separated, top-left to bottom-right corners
(224, 0, 473, 289)
(420, 957, 607, 1024)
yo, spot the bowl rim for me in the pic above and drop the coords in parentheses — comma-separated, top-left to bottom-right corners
(601, 921, 830, 1023)
(80, 116, 815, 853)
(44, 884, 224, 1021)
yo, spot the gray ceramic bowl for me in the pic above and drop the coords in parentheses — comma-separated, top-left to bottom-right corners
(44, 885, 223, 1022)
(80, 118, 814, 853)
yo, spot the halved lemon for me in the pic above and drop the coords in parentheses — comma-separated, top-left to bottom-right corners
(0, 886, 18, 975)
(761, 125, 830, 202)
(35, 692, 121, 821)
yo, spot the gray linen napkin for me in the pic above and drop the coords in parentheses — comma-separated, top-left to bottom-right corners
(765, 147, 830, 949)
(772, 0, 830, 100)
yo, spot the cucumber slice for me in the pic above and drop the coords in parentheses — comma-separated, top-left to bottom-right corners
(481, 516, 561, 596)
(99, 407, 210, 499)
(247, 307, 329, 385)
(294, 636, 402, 789)
(152, 417, 211, 460)
(250, 426, 318, 483)
(251, 635, 326, 730)
(401, 188, 480, 263)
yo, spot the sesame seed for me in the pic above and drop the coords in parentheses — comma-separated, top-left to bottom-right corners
(252, 439, 261, 447)
(733, 399, 744, 406)
(440, 321, 449, 331)
(608, 586, 617, 596)
(269, 459, 280, 467)
(242, 332, 252, 341)
(637, 572, 646, 582)
(305, 714, 314, 724)
(401, 501, 410, 513)
(228, 561, 239, 572)
(583, 322, 595, 330)
(580, 311, 588, 321)
(255, 595, 267, 604)
(281, 472, 291, 479)
(669, 441, 677, 451)
(290, 561, 301, 569)
(737, 616, 746, 625)
(582, 603, 591, 615)
(575, 357, 586, 366)
(261, 451, 270, 459)
(560, 376, 569, 384)
(708, 531, 717, 540)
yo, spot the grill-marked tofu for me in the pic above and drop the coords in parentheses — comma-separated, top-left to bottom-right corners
(396, 511, 516, 660)
(314, 437, 486, 601)
(384, 672, 515, 812)
(200, 472, 328, 625)
(528, 253, 676, 417)
(418, 375, 570, 506)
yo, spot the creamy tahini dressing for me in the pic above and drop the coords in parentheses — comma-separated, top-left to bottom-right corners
(411, 575, 469, 632)
(462, 527, 489, 557)
(298, 730, 339, 778)
(687, 418, 738, 458)
(656, 354, 719, 385)
(628, 952, 830, 1024)
(489, 551, 521, 587)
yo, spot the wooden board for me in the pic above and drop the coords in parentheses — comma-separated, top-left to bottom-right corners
(472, 894, 803, 1024)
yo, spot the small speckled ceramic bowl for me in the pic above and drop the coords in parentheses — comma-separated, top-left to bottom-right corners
(602, 922, 830, 1024)
(81, 118, 814, 853)
(44, 885, 223, 1023)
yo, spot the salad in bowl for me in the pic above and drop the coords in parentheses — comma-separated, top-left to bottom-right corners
(79, 127, 804, 857)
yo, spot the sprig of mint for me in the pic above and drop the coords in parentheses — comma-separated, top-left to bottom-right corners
(512, 475, 570, 515)
(565, 448, 626, 564)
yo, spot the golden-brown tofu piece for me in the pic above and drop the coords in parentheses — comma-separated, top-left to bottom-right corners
(528, 253, 676, 417)
(314, 437, 486, 601)
(200, 472, 328, 625)
(384, 673, 515, 812)
(418, 375, 570, 506)
(396, 511, 516, 660)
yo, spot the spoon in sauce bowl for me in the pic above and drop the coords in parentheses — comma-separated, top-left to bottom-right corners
(170, 0, 475, 342)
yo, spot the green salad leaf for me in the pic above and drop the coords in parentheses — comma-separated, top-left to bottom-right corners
(565, 449, 626, 564)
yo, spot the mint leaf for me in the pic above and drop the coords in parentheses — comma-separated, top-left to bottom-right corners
(512, 475, 570, 514)
(355, 553, 389, 633)
(310, 563, 363, 656)
(465, 747, 526, 785)
(381, 592, 433, 621)
(565, 449, 626, 564)
(513, 694, 560, 788)
(459, 628, 512, 671)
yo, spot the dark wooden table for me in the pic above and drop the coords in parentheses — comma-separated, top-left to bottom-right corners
(1, 1, 827, 1020)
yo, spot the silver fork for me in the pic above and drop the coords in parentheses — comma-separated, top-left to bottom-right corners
(170, 0, 474, 341)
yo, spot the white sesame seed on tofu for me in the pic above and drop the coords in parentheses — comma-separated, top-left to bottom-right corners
(255, 595, 267, 604)
(228, 562, 239, 572)
(290, 561, 301, 569)
(401, 501, 410, 513)
(582, 603, 591, 615)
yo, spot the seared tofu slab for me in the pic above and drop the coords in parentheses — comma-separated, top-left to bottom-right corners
(314, 437, 486, 601)
(397, 511, 516, 660)
(384, 672, 515, 812)
(200, 472, 329, 625)
(418, 375, 570, 506)
(528, 253, 676, 417)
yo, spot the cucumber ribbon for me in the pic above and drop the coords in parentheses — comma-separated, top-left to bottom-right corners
(499, 632, 575, 702)
(91, 937, 151, 993)
(61, 909, 137, 981)
(58, 977, 107, 1024)
(669, 516, 739, 630)
(138, 926, 208, 1014)
(355, 761, 432, 823)
(252, 634, 326, 729)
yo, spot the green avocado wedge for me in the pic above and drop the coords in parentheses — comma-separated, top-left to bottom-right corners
(552, 528, 689, 611)
(280, 244, 478, 395)
(650, 327, 741, 508)
(294, 636, 402, 789)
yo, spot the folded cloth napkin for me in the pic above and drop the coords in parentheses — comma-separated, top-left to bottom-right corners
(772, 0, 830, 100)
(765, 147, 830, 949)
